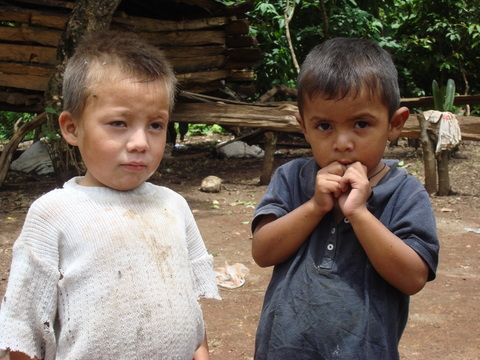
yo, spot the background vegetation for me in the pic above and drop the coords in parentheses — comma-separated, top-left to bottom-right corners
(248, 0, 480, 113)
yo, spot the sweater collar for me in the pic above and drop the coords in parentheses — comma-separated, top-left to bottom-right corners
(63, 177, 157, 198)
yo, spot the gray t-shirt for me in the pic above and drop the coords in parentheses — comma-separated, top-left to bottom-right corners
(253, 158, 439, 360)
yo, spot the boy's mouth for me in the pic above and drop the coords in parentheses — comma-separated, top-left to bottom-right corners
(121, 162, 147, 171)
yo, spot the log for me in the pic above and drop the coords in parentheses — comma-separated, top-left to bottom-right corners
(163, 46, 225, 58)
(0, 73, 49, 91)
(176, 69, 231, 84)
(113, 15, 232, 32)
(0, 25, 62, 46)
(401, 94, 480, 108)
(224, 19, 250, 35)
(226, 35, 258, 47)
(140, 30, 226, 46)
(171, 55, 226, 73)
(228, 69, 255, 82)
(227, 47, 262, 62)
(11, 0, 73, 9)
(0, 62, 52, 77)
(0, 6, 69, 29)
(0, 43, 57, 64)
(172, 102, 299, 131)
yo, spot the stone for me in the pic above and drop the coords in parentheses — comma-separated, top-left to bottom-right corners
(200, 175, 222, 193)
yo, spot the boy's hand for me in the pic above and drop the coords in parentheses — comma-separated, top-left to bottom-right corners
(313, 162, 346, 213)
(337, 162, 371, 217)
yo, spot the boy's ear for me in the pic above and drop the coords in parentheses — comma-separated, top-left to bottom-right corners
(388, 106, 409, 142)
(295, 112, 307, 134)
(58, 111, 79, 146)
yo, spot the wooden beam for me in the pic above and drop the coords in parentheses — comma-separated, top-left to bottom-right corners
(171, 55, 226, 73)
(0, 6, 69, 29)
(0, 62, 53, 77)
(171, 102, 299, 132)
(10, 0, 73, 9)
(228, 69, 255, 82)
(226, 35, 258, 48)
(176, 69, 231, 84)
(0, 25, 61, 46)
(0, 43, 57, 64)
(113, 15, 232, 32)
(140, 30, 226, 46)
(163, 45, 225, 58)
(401, 94, 480, 108)
(0, 73, 48, 91)
(224, 19, 249, 35)
(227, 47, 262, 62)
(171, 102, 480, 141)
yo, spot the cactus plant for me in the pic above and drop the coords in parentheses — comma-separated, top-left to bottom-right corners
(432, 79, 455, 111)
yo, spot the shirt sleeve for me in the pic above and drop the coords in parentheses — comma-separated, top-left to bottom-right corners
(0, 201, 60, 359)
(372, 175, 440, 281)
(182, 199, 221, 300)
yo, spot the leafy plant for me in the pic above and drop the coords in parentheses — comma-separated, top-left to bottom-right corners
(432, 79, 455, 112)
(0, 112, 37, 141)
(185, 124, 227, 136)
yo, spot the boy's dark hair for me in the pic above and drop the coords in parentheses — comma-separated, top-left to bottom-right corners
(297, 37, 400, 120)
(63, 30, 177, 118)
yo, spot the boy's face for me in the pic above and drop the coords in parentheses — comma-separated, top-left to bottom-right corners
(296, 90, 408, 176)
(60, 77, 170, 190)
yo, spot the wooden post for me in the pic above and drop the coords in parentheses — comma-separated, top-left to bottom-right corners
(437, 150, 451, 196)
(259, 131, 277, 185)
(417, 114, 437, 194)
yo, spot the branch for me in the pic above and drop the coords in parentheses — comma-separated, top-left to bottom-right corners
(318, 0, 329, 39)
(284, 0, 300, 73)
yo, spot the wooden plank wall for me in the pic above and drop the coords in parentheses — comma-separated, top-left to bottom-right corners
(0, 0, 261, 112)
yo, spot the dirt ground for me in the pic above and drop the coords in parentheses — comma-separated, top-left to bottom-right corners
(0, 134, 479, 359)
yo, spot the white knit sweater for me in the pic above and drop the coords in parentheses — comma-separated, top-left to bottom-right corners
(0, 177, 220, 359)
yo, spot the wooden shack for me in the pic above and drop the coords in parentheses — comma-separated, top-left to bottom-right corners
(0, 0, 261, 113)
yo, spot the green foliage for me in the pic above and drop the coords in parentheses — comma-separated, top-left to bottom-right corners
(385, 0, 480, 98)
(0, 112, 37, 141)
(185, 124, 227, 136)
(249, 0, 480, 101)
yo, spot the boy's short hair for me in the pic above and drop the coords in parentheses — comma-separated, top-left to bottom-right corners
(297, 37, 400, 120)
(63, 30, 177, 118)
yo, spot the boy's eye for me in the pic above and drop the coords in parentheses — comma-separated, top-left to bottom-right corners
(355, 121, 369, 129)
(150, 122, 165, 131)
(110, 120, 126, 127)
(317, 123, 332, 131)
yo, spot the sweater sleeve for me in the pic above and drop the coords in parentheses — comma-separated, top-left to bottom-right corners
(183, 200, 221, 300)
(0, 201, 60, 359)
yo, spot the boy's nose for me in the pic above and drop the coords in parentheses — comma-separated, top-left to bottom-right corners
(127, 128, 149, 152)
(334, 132, 354, 152)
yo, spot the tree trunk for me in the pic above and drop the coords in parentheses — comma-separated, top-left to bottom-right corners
(44, 0, 121, 180)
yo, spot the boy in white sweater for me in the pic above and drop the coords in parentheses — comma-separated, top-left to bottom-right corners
(0, 30, 220, 360)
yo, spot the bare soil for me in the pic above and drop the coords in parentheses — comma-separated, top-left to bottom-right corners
(0, 134, 479, 359)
